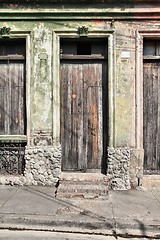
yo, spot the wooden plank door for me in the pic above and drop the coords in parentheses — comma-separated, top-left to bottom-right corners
(143, 61, 160, 174)
(61, 59, 107, 171)
(0, 61, 26, 135)
(0, 40, 26, 136)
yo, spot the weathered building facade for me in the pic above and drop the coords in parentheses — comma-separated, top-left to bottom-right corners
(0, 0, 160, 190)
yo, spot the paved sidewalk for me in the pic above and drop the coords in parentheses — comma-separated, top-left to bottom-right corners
(0, 186, 160, 238)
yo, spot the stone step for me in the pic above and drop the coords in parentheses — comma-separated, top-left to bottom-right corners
(56, 172, 109, 199)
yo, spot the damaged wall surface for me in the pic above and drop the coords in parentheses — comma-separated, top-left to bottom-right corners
(0, 0, 159, 189)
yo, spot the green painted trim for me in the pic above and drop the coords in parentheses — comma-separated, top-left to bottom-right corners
(0, 135, 27, 142)
(0, 10, 159, 20)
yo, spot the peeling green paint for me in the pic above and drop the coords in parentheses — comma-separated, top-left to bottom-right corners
(115, 22, 136, 147)
(31, 25, 52, 131)
(0, 3, 158, 149)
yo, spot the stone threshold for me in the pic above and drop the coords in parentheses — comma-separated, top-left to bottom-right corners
(56, 172, 109, 199)
(142, 175, 160, 188)
(59, 172, 108, 182)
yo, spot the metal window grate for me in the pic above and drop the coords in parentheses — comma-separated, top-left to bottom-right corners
(0, 142, 25, 175)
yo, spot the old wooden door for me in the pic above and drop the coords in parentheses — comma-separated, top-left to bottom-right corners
(143, 40, 160, 174)
(0, 40, 26, 135)
(0, 40, 26, 175)
(60, 40, 108, 171)
(143, 61, 160, 174)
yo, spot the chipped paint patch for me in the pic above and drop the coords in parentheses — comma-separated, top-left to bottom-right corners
(32, 24, 52, 130)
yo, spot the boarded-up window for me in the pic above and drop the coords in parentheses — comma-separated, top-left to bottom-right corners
(0, 40, 26, 135)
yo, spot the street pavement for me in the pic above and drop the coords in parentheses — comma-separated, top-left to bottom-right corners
(0, 230, 153, 240)
(0, 186, 160, 239)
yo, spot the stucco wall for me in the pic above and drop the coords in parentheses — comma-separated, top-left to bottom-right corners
(0, 5, 159, 188)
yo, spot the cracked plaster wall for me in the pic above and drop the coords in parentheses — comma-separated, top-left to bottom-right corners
(0, 19, 159, 188)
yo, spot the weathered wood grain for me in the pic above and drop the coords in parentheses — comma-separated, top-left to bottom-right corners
(0, 61, 26, 135)
(0, 40, 26, 136)
(61, 59, 107, 171)
(143, 61, 160, 173)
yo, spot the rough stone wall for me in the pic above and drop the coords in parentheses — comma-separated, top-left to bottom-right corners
(0, 175, 26, 186)
(107, 147, 131, 190)
(24, 145, 61, 186)
(0, 145, 61, 186)
(129, 149, 144, 188)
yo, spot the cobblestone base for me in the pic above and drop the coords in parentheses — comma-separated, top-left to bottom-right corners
(24, 145, 61, 186)
(0, 175, 26, 186)
(107, 148, 131, 190)
(0, 146, 131, 189)
(0, 145, 61, 186)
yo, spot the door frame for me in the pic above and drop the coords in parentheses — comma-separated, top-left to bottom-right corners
(52, 28, 115, 169)
(136, 30, 160, 173)
(0, 31, 31, 144)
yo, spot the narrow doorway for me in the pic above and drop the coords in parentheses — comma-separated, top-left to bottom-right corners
(143, 39, 160, 174)
(60, 39, 108, 172)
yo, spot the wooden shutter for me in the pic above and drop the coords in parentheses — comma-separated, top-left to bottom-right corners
(0, 40, 26, 135)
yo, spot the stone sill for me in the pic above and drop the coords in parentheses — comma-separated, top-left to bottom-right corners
(59, 172, 108, 182)
(0, 135, 27, 143)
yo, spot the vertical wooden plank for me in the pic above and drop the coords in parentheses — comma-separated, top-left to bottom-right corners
(61, 63, 71, 170)
(83, 61, 102, 169)
(143, 61, 160, 173)
(102, 62, 108, 173)
(10, 62, 25, 135)
(157, 63, 160, 172)
(61, 58, 107, 171)
(70, 63, 78, 169)
(144, 62, 154, 172)
(0, 63, 7, 134)
(73, 63, 84, 170)
(152, 63, 158, 171)
(61, 61, 85, 170)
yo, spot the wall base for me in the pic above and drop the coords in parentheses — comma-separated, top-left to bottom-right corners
(0, 144, 61, 186)
(107, 147, 131, 190)
(129, 149, 144, 188)
(142, 175, 160, 188)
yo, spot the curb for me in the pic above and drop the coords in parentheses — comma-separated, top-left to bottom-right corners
(0, 215, 160, 238)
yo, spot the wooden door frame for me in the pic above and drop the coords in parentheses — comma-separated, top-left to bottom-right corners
(52, 29, 116, 155)
(0, 31, 31, 144)
(136, 30, 160, 172)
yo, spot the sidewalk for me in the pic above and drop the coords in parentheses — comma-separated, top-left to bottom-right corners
(0, 185, 160, 238)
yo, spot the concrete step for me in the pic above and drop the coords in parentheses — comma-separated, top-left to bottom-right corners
(56, 172, 109, 199)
